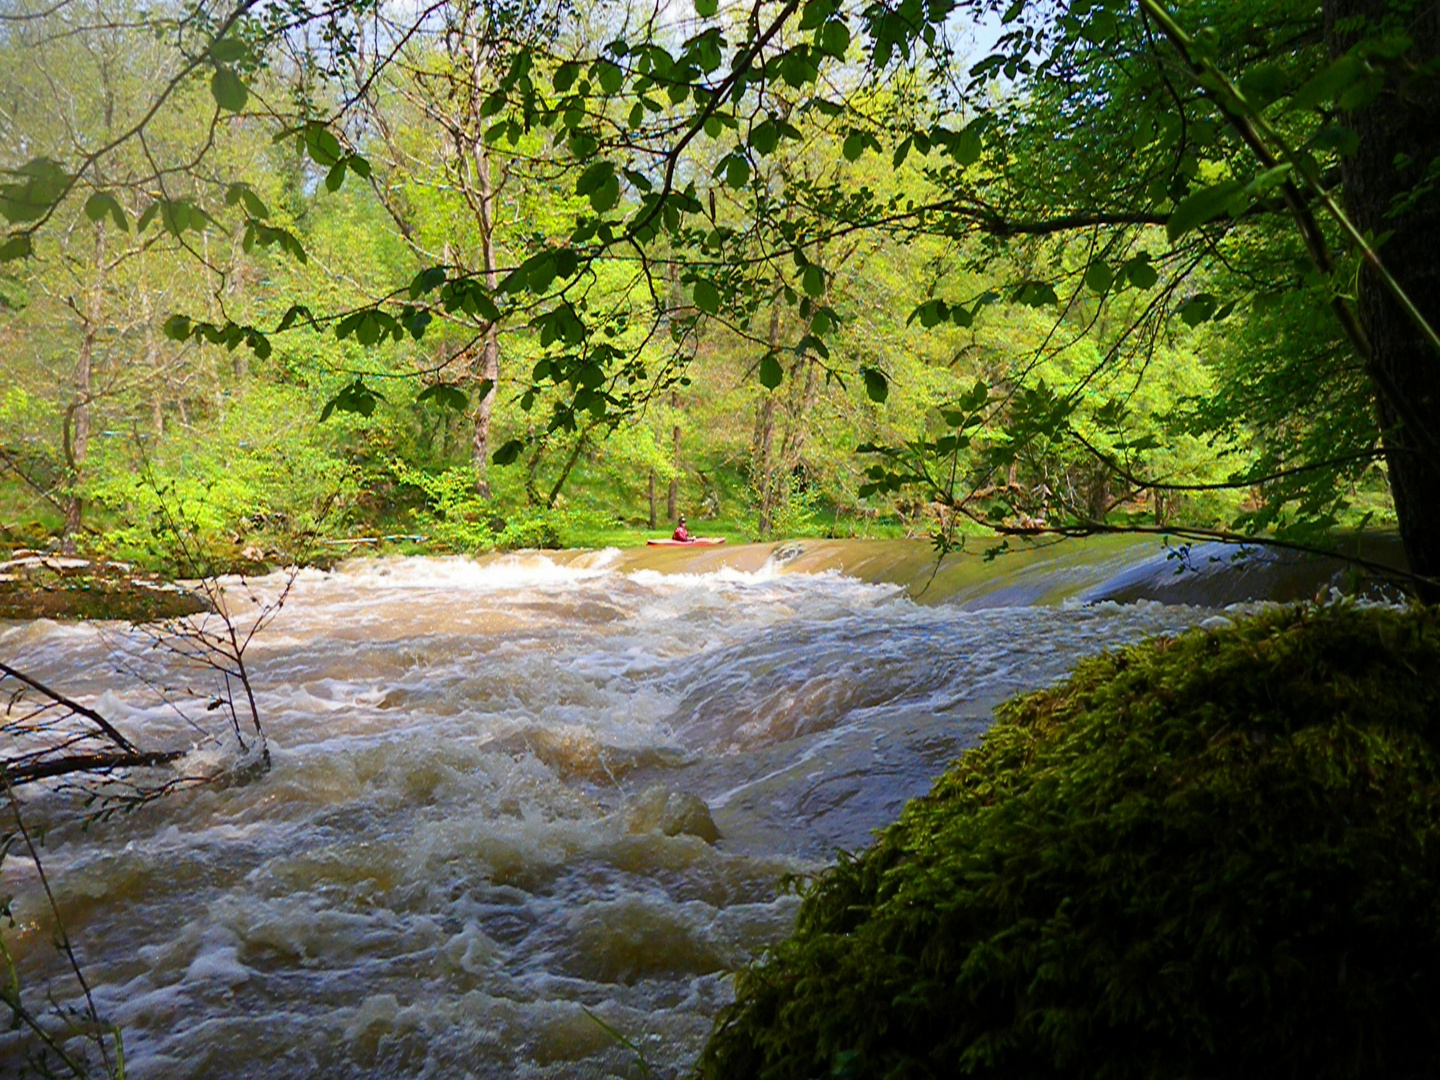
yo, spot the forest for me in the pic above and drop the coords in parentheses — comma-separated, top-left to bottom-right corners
(2, 0, 1439, 1076)
(3, 0, 1431, 588)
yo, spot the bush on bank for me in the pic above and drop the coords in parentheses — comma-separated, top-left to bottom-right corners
(696, 603, 1440, 1080)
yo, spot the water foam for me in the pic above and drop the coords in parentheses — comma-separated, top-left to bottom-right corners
(2, 553, 1216, 1079)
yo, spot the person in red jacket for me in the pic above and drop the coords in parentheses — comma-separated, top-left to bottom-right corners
(672, 514, 690, 542)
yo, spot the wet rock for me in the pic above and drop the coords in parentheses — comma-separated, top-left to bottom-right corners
(771, 542, 806, 564)
(626, 785, 721, 843)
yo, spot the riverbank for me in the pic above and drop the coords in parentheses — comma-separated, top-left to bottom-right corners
(0, 553, 210, 621)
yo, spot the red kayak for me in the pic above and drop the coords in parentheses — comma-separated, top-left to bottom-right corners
(646, 537, 727, 547)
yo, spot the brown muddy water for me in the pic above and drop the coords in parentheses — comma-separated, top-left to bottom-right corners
(0, 538, 1299, 1078)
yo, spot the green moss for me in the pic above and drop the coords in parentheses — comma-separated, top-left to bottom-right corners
(697, 604, 1440, 1080)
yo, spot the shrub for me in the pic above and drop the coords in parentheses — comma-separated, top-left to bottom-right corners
(697, 603, 1440, 1080)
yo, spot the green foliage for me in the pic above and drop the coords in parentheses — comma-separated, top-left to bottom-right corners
(385, 461, 570, 551)
(386, 461, 495, 550)
(84, 385, 358, 572)
(699, 603, 1440, 1080)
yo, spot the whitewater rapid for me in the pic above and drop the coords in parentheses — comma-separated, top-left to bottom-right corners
(0, 550, 1214, 1078)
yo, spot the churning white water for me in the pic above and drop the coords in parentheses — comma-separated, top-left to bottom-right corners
(0, 548, 1214, 1078)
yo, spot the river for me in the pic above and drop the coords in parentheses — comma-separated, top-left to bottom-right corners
(0, 537, 1318, 1078)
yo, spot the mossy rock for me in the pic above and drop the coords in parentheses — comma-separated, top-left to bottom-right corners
(697, 604, 1440, 1080)
(0, 558, 211, 621)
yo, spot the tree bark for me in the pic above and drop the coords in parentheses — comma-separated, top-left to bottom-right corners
(667, 392, 682, 522)
(1327, 0, 1440, 599)
(469, 37, 501, 498)
(752, 305, 783, 537)
(62, 225, 105, 552)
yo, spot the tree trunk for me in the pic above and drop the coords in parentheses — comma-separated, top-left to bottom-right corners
(1328, 0, 1440, 598)
(468, 37, 502, 498)
(754, 394, 777, 536)
(667, 392, 681, 522)
(62, 225, 105, 552)
(547, 427, 592, 508)
(752, 304, 783, 538)
(144, 290, 164, 437)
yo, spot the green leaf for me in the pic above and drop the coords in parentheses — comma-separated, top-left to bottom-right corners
(695, 0, 718, 15)
(0, 233, 33, 261)
(1238, 63, 1287, 109)
(590, 174, 620, 213)
(325, 160, 347, 193)
(162, 314, 191, 340)
(84, 192, 128, 231)
(1246, 162, 1294, 195)
(862, 366, 889, 403)
(725, 154, 751, 190)
(801, 264, 825, 297)
(954, 126, 982, 167)
(319, 378, 383, 422)
(527, 253, 557, 293)
(1013, 281, 1059, 307)
(409, 266, 447, 298)
(910, 299, 946, 328)
(209, 36, 248, 63)
(225, 183, 268, 218)
(554, 62, 580, 92)
(957, 378, 989, 413)
(355, 313, 381, 346)
(759, 354, 783, 389)
(1178, 294, 1218, 327)
(303, 123, 343, 167)
(1084, 260, 1113, 294)
(1124, 256, 1159, 289)
(492, 438, 525, 465)
(1288, 55, 1364, 113)
(750, 119, 779, 156)
(416, 383, 469, 411)
(843, 132, 865, 162)
(820, 19, 850, 57)
(694, 278, 721, 314)
(596, 61, 624, 94)
(210, 66, 248, 112)
(0, 157, 71, 223)
(575, 160, 614, 196)
(1167, 179, 1245, 242)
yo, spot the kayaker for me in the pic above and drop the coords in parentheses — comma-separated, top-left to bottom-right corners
(672, 515, 690, 542)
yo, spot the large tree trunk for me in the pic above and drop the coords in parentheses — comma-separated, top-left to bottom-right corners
(1329, 0, 1440, 598)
